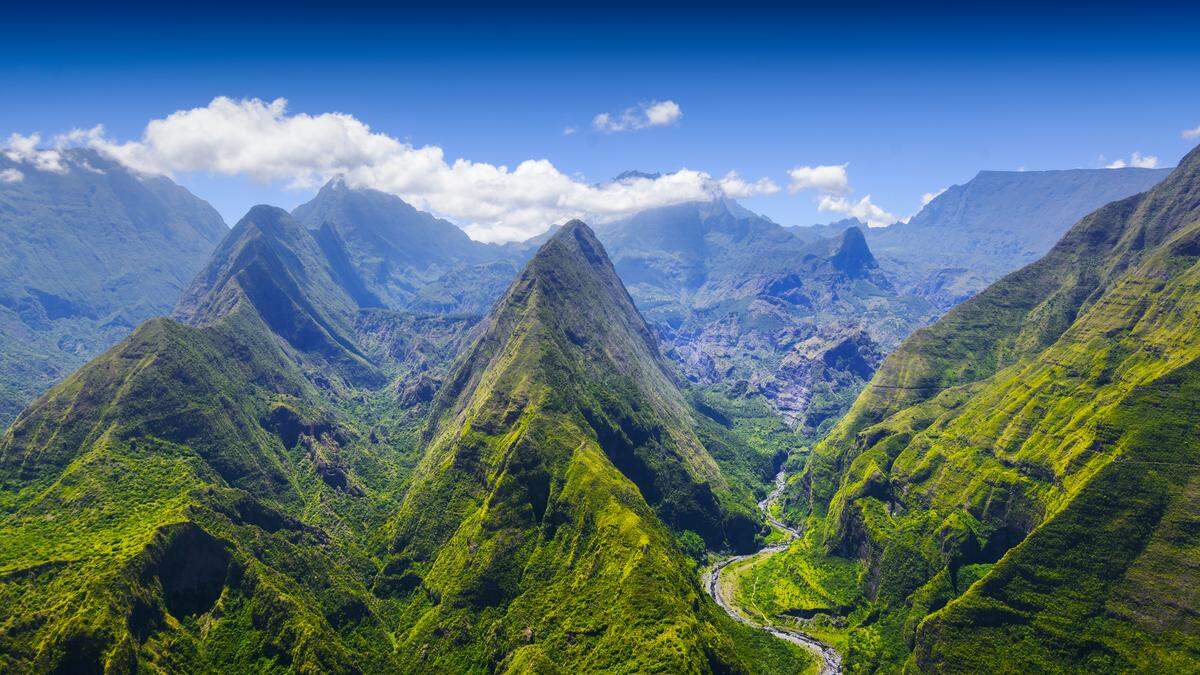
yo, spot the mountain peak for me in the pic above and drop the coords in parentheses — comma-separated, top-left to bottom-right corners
(241, 203, 292, 228)
(405, 212, 749, 551)
(173, 204, 380, 384)
(554, 217, 592, 237)
(290, 177, 514, 311)
(829, 225, 877, 276)
(498, 218, 652, 355)
(383, 200, 765, 668)
(540, 218, 604, 262)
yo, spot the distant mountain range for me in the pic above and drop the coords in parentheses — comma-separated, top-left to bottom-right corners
(0, 148, 226, 427)
(595, 199, 936, 432)
(5, 165, 1164, 436)
(291, 178, 525, 315)
(793, 166, 1171, 308)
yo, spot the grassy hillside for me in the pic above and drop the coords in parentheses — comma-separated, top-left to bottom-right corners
(0, 211, 809, 672)
(387, 221, 809, 671)
(732, 145, 1200, 672)
(0, 309, 415, 671)
(0, 207, 450, 671)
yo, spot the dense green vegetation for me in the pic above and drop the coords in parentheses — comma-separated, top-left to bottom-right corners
(5, 153, 1192, 673)
(386, 221, 810, 671)
(0, 209, 419, 669)
(0, 210, 811, 672)
(728, 145, 1200, 672)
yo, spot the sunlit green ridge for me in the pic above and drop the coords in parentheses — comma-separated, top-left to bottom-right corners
(385, 220, 807, 671)
(0, 210, 810, 672)
(746, 143, 1200, 671)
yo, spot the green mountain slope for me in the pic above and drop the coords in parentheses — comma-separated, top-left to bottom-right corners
(732, 146, 1200, 672)
(0, 207, 420, 672)
(0, 149, 227, 427)
(0, 208, 807, 672)
(0, 320, 402, 671)
(386, 220, 808, 671)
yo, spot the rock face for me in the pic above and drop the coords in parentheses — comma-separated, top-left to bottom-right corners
(862, 166, 1171, 307)
(292, 178, 526, 315)
(772, 328, 883, 429)
(0, 148, 227, 427)
(828, 226, 877, 278)
(796, 146, 1199, 671)
(595, 199, 935, 433)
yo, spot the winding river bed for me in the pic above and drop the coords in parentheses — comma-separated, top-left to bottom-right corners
(702, 469, 843, 675)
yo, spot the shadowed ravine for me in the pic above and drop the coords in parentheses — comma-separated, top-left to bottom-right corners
(704, 469, 843, 674)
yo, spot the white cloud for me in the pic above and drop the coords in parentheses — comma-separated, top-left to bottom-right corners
(920, 187, 947, 207)
(817, 194, 898, 228)
(67, 96, 767, 242)
(644, 101, 682, 126)
(3, 127, 111, 175)
(592, 100, 683, 133)
(0, 168, 23, 183)
(787, 164, 849, 195)
(562, 126, 577, 136)
(716, 171, 780, 198)
(3, 132, 68, 173)
(1183, 125, 1200, 140)
(1105, 151, 1159, 169)
(785, 162, 897, 227)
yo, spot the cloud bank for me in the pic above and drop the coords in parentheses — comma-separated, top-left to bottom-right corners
(1105, 151, 1159, 169)
(8, 97, 898, 236)
(1183, 125, 1200, 140)
(817, 195, 897, 228)
(717, 171, 780, 198)
(52, 97, 777, 242)
(786, 162, 897, 227)
(3, 132, 69, 173)
(592, 100, 683, 133)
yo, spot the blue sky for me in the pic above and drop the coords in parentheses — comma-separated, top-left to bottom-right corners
(3, 3, 1199, 238)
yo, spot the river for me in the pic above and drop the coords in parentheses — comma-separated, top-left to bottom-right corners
(702, 469, 843, 674)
